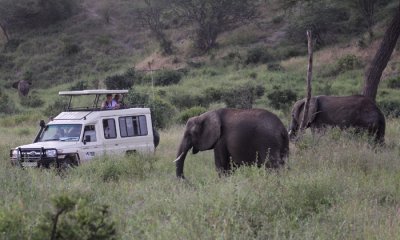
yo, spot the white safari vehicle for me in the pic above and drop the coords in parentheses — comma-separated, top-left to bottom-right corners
(10, 90, 159, 168)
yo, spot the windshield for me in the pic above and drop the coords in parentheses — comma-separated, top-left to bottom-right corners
(38, 124, 82, 142)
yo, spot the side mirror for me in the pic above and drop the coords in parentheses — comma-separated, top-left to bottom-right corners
(39, 120, 46, 128)
(84, 135, 91, 144)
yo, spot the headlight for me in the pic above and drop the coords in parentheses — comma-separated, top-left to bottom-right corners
(11, 149, 18, 159)
(46, 149, 57, 157)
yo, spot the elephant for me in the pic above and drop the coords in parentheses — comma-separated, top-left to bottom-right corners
(12, 80, 31, 96)
(288, 95, 385, 144)
(175, 108, 289, 178)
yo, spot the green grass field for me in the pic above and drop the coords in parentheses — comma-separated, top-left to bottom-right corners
(1, 118, 400, 239)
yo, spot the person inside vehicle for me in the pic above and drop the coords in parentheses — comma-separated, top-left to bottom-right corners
(101, 94, 119, 110)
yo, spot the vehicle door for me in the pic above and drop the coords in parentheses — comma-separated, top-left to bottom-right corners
(79, 124, 102, 163)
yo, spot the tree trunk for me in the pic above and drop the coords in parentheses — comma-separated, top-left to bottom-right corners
(300, 30, 313, 131)
(362, 2, 400, 101)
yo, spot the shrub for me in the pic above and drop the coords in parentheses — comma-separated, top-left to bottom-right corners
(386, 77, 400, 89)
(221, 83, 265, 109)
(43, 98, 68, 117)
(34, 194, 117, 240)
(267, 62, 284, 71)
(267, 86, 298, 111)
(105, 68, 144, 90)
(0, 208, 26, 239)
(148, 97, 176, 129)
(169, 92, 210, 110)
(3, 39, 22, 52)
(378, 98, 400, 118)
(105, 74, 132, 90)
(0, 90, 17, 114)
(20, 94, 45, 108)
(203, 87, 224, 103)
(69, 80, 88, 91)
(152, 70, 182, 86)
(336, 54, 362, 72)
(245, 47, 274, 65)
(126, 89, 176, 128)
(63, 42, 80, 56)
(177, 106, 207, 124)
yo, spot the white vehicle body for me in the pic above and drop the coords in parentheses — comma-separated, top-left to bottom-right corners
(10, 90, 157, 167)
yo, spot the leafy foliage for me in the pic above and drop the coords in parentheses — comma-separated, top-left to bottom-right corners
(0, 89, 17, 114)
(245, 47, 274, 65)
(152, 69, 182, 86)
(34, 194, 117, 240)
(386, 76, 400, 89)
(105, 68, 144, 90)
(177, 106, 207, 123)
(19, 94, 45, 108)
(336, 54, 362, 72)
(378, 98, 400, 117)
(267, 86, 298, 111)
(221, 83, 265, 109)
(127, 88, 176, 128)
(43, 98, 68, 117)
(172, 0, 259, 51)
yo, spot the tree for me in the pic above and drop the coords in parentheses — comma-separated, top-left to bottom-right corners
(172, 0, 259, 52)
(362, 2, 400, 101)
(138, 0, 173, 55)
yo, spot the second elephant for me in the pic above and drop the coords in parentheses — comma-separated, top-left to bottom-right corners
(288, 95, 385, 143)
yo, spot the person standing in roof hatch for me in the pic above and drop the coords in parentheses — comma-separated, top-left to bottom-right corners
(101, 93, 119, 110)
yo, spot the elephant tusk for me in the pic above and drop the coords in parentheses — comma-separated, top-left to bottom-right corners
(173, 152, 184, 163)
(288, 130, 292, 135)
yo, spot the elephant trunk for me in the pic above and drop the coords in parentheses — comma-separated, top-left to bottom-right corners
(175, 136, 192, 179)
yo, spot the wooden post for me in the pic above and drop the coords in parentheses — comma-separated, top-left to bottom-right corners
(300, 30, 313, 132)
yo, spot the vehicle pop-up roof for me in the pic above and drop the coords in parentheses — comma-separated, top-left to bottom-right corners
(58, 89, 129, 111)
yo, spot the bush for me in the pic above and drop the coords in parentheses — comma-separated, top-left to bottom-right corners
(126, 89, 176, 128)
(267, 86, 298, 111)
(20, 94, 45, 108)
(105, 68, 144, 90)
(267, 62, 284, 71)
(221, 83, 265, 109)
(69, 80, 88, 91)
(203, 87, 224, 103)
(336, 54, 362, 72)
(43, 98, 68, 117)
(169, 92, 210, 110)
(245, 47, 274, 65)
(0, 208, 26, 239)
(0, 90, 17, 114)
(177, 106, 207, 124)
(148, 97, 176, 129)
(63, 42, 80, 56)
(386, 77, 400, 89)
(378, 98, 400, 118)
(152, 70, 182, 86)
(34, 194, 117, 240)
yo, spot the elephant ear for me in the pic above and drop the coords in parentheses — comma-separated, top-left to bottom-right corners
(296, 97, 319, 126)
(195, 111, 221, 151)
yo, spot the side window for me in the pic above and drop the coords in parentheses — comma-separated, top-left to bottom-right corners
(83, 125, 97, 142)
(119, 115, 148, 137)
(103, 119, 117, 139)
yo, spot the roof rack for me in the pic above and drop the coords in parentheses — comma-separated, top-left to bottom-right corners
(59, 89, 129, 96)
(58, 89, 129, 111)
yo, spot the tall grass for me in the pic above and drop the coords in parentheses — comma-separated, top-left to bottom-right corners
(1, 120, 400, 239)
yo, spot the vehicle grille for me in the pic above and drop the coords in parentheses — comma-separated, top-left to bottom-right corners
(18, 149, 44, 162)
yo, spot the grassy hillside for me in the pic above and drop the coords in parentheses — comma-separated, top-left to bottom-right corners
(1, 0, 400, 238)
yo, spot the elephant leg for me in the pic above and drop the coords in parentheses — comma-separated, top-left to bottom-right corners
(213, 141, 231, 177)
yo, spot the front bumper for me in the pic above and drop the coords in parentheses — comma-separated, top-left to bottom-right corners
(10, 148, 59, 167)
